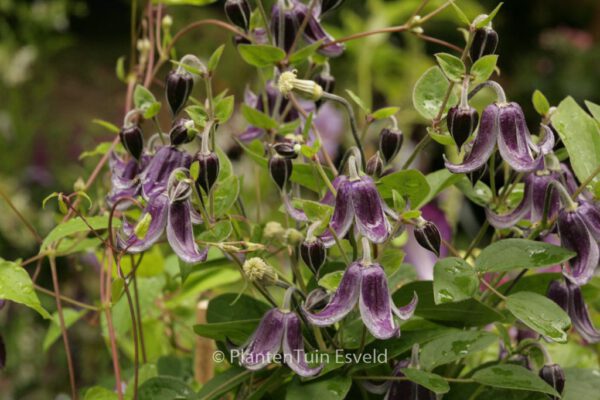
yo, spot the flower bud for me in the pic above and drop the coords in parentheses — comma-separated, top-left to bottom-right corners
(470, 26, 499, 62)
(264, 221, 286, 241)
(119, 125, 144, 160)
(539, 364, 565, 400)
(271, 5, 300, 53)
(300, 238, 326, 274)
(166, 70, 194, 116)
(194, 152, 220, 194)
(243, 257, 279, 286)
(273, 142, 300, 159)
(269, 155, 293, 190)
(320, 0, 345, 15)
(378, 128, 403, 164)
(366, 152, 384, 178)
(447, 105, 479, 148)
(169, 118, 195, 145)
(285, 228, 304, 246)
(224, 0, 252, 31)
(414, 220, 442, 257)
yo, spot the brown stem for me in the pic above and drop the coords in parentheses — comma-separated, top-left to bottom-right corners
(103, 250, 124, 400)
(0, 188, 42, 243)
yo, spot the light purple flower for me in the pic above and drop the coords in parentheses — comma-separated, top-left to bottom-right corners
(548, 280, 600, 343)
(444, 104, 554, 173)
(236, 308, 323, 377)
(302, 261, 417, 340)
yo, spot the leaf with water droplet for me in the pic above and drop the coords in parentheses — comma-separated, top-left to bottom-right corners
(401, 368, 450, 394)
(433, 257, 479, 304)
(473, 364, 560, 396)
(506, 291, 570, 343)
(412, 66, 458, 120)
(475, 239, 575, 273)
(0, 258, 50, 319)
(419, 330, 497, 370)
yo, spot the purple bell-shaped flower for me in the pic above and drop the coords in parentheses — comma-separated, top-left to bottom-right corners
(548, 280, 600, 343)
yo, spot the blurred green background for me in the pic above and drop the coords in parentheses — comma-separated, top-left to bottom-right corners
(2, 0, 600, 397)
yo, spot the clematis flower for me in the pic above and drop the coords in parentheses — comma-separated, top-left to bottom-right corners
(547, 280, 600, 343)
(485, 161, 567, 229)
(444, 103, 554, 174)
(106, 151, 150, 209)
(557, 200, 600, 285)
(303, 239, 417, 339)
(290, 0, 345, 57)
(361, 359, 436, 400)
(140, 145, 192, 200)
(235, 295, 323, 376)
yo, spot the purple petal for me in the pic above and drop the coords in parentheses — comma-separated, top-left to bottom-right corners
(293, 0, 344, 57)
(238, 126, 265, 142)
(558, 208, 599, 285)
(391, 291, 418, 320)
(282, 313, 323, 377)
(320, 177, 354, 247)
(530, 172, 560, 223)
(579, 201, 600, 239)
(497, 103, 540, 172)
(547, 280, 569, 310)
(167, 199, 208, 264)
(282, 192, 309, 222)
(445, 104, 498, 173)
(485, 174, 533, 229)
(141, 147, 191, 200)
(313, 102, 344, 161)
(119, 194, 169, 253)
(302, 262, 361, 326)
(529, 124, 555, 155)
(566, 281, 600, 343)
(359, 264, 399, 340)
(320, 175, 347, 206)
(240, 309, 285, 370)
(350, 176, 390, 244)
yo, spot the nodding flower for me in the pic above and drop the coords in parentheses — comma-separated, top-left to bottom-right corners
(548, 280, 600, 343)
(302, 239, 418, 340)
(234, 288, 323, 377)
(444, 93, 554, 174)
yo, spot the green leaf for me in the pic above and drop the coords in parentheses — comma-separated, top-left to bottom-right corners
(84, 386, 118, 400)
(429, 130, 455, 146)
(207, 293, 271, 324)
(79, 141, 120, 160)
(115, 56, 126, 82)
(413, 66, 458, 120)
(153, 0, 218, 5)
(199, 220, 233, 243)
(393, 281, 503, 326)
(433, 257, 478, 304)
(92, 118, 120, 133)
(400, 368, 450, 394)
(212, 175, 240, 216)
(194, 319, 260, 342)
(371, 106, 400, 120)
(43, 309, 86, 351)
(41, 216, 119, 250)
(133, 84, 156, 110)
(197, 367, 253, 400)
(137, 376, 196, 399)
(241, 103, 279, 130)
(450, 0, 471, 25)
(551, 97, 600, 186)
(585, 100, 600, 122)
(286, 375, 352, 400)
(472, 364, 559, 396)
(474, 2, 504, 28)
(563, 368, 600, 400)
(300, 199, 333, 231)
(237, 44, 286, 68)
(289, 41, 323, 64)
(421, 169, 464, 207)
(318, 271, 344, 291)
(345, 89, 371, 113)
(207, 44, 225, 71)
(435, 53, 465, 82)
(377, 169, 430, 208)
(532, 90, 550, 116)
(214, 95, 235, 123)
(506, 291, 570, 343)
(0, 258, 51, 318)
(475, 239, 575, 273)
(471, 55, 498, 84)
(419, 330, 497, 370)
(185, 105, 208, 127)
(143, 101, 162, 119)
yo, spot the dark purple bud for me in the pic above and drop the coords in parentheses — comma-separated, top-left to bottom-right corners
(269, 155, 293, 190)
(320, 0, 345, 15)
(447, 105, 479, 148)
(119, 125, 144, 160)
(232, 34, 252, 46)
(470, 27, 499, 61)
(271, 4, 300, 53)
(0, 334, 4, 370)
(414, 220, 441, 257)
(166, 70, 194, 116)
(378, 128, 403, 164)
(300, 238, 326, 274)
(539, 364, 565, 400)
(169, 118, 194, 146)
(366, 152, 384, 178)
(224, 0, 252, 31)
(272, 142, 299, 159)
(195, 152, 220, 194)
